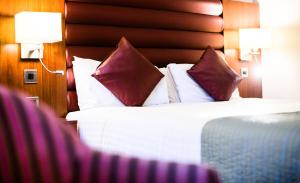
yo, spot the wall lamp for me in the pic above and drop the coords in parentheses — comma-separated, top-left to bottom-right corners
(15, 12, 64, 75)
(239, 28, 271, 61)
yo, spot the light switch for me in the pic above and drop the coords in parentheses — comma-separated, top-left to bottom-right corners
(240, 67, 249, 78)
(24, 69, 37, 84)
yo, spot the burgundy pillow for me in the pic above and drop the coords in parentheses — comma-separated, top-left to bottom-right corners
(187, 46, 242, 101)
(92, 37, 163, 106)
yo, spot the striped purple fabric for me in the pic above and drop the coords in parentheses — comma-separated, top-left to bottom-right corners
(0, 85, 220, 183)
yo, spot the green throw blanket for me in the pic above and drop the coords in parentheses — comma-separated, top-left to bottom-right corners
(202, 112, 300, 183)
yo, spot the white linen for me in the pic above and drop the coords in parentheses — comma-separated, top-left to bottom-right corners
(143, 68, 169, 106)
(231, 88, 242, 99)
(72, 57, 169, 109)
(160, 68, 180, 103)
(66, 98, 300, 164)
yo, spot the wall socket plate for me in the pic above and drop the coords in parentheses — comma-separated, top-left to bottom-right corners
(24, 69, 37, 84)
(240, 67, 249, 78)
(26, 96, 39, 106)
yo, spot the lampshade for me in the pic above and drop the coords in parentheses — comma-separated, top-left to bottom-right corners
(239, 28, 271, 49)
(15, 12, 62, 44)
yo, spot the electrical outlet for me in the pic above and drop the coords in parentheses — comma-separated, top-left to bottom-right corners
(24, 69, 37, 84)
(240, 67, 249, 78)
(26, 96, 39, 106)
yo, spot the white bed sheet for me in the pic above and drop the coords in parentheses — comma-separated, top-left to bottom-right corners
(66, 98, 300, 164)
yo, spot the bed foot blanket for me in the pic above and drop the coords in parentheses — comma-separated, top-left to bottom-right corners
(201, 112, 300, 183)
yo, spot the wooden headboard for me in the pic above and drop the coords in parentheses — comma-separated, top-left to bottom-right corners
(65, 0, 224, 112)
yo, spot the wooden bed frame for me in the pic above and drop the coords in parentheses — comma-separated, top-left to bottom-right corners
(65, 0, 225, 113)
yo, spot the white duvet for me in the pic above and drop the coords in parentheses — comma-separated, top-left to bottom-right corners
(66, 98, 300, 164)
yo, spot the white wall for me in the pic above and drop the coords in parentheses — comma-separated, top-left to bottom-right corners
(259, 0, 300, 99)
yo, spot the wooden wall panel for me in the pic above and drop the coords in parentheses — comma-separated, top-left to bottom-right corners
(223, 0, 262, 98)
(0, 0, 262, 116)
(0, 0, 67, 116)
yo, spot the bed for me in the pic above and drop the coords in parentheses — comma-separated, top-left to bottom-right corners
(66, 99, 300, 163)
(66, 99, 300, 182)
(65, 0, 300, 182)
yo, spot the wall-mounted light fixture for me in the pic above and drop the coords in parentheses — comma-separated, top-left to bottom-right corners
(239, 28, 271, 61)
(15, 12, 64, 75)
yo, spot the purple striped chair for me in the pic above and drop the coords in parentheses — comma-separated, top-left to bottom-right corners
(0, 85, 220, 183)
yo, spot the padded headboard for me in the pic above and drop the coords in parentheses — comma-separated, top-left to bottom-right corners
(65, 0, 224, 112)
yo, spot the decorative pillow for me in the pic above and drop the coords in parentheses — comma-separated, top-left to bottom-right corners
(167, 63, 241, 103)
(167, 64, 214, 103)
(92, 37, 163, 106)
(73, 57, 123, 110)
(187, 46, 242, 101)
(73, 57, 169, 109)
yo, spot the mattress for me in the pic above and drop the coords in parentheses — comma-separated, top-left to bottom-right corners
(66, 98, 300, 164)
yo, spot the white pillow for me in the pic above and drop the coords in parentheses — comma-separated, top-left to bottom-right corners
(160, 68, 180, 103)
(167, 63, 240, 103)
(72, 56, 169, 110)
(73, 57, 124, 110)
(143, 68, 169, 106)
(167, 63, 213, 103)
(230, 88, 242, 99)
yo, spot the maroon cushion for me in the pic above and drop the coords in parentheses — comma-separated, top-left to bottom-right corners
(92, 37, 163, 106)
(187, 46, 242, 101)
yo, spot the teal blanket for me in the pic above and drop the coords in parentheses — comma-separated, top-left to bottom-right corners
(202, 112, 300, 183)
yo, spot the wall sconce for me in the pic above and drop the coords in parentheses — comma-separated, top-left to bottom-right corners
(15, 12, 64, 75)
(239, 28, 271, 61)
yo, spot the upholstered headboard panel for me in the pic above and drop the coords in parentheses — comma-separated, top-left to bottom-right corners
(65, 0, 224, 112)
